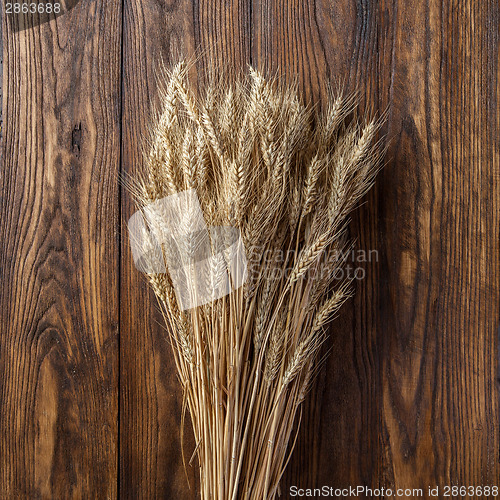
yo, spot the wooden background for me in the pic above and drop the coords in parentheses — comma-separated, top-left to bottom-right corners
(1, 0, 499, 498)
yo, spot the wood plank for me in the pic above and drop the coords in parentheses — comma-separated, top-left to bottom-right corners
(253, 0, 385, 491)
(120, 1, 251, 498)
(379, 0, 500, 490)
(0, 3, 121, 498)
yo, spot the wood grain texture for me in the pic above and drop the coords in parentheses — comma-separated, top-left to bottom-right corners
(379, 0, 500, 489)
(1, 0, 498, 498)
(252, 0, 500, 493)
(252, 0, 385, 491)
(0, 2, 121, 498)
(120, 1, 251, 498)
(119, 6, 199, 496)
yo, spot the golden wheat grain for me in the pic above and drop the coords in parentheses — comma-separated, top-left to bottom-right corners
(129, 61, 384, 500)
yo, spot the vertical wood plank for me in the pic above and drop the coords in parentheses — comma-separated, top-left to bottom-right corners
(380, 0, 500, 489)
(0, 2, 121, 498)
(253, 0, 386, 491)
(120, 1, 251, 498)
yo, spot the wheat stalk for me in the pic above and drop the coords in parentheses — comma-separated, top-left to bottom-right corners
(128, 62, 384, 500)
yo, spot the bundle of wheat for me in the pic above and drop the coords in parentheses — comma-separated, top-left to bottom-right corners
(127, 61, 384, 500)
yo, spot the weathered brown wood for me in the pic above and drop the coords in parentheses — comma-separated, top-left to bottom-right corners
(0, 0, 498, 498)
(120, 1, 251, 498)
(378, 0, 500, 490)
(252, 0, 384, 492)
(0, 3, 121, 498)
(255, 0, 500, 495)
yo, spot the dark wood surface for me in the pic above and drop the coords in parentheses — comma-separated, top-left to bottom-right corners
(0, 1, 121, 497)
(1, 1, 499, 498)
